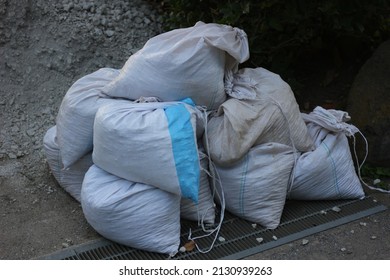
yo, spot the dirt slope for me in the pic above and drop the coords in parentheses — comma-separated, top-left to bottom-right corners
(0, 0, 163, 259)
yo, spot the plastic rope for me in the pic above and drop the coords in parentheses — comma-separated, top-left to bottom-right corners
(196, 151, 218, 229)
(186, 106, 226, 254)
(352, 130, 390, 194)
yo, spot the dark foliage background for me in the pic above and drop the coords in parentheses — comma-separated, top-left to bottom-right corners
(150, 0, 389, 98)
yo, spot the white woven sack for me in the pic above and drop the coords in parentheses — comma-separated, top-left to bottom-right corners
(205, 67, 314, 166)
(56, 68, 120, 168)
(288, 107, 365, 200)
(180, 149, 215, 225)
(81, 165, 180, 256)
(102, 21, 249, 110)
(214, 143, 296, 229)
(92, 98, 203, 202)
(43, 126, 92, 202)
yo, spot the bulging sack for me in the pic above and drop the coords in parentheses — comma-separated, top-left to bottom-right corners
(180, 148, 215, 225)
(103, 21, 250, 110)
(214, 143, 297, 229)
(205, 67, 314, 166)
(81, 165, 181, 256)
(92, 98, 203, 202)
(288, 107, 365, 200)
(43, 126, 93, 202)
(56, 68, 120, 168)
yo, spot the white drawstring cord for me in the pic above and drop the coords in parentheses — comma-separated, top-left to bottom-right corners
(352, 130, 390, 194)
(186, 106, 226, 254)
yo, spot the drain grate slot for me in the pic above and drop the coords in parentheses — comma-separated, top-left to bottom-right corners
(39, 196, 386, 260)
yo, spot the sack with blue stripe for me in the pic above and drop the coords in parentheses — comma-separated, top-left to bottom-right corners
(214, 143, 297, 229)
(287, 107, 365, 200)
(92, 98, 203, 203)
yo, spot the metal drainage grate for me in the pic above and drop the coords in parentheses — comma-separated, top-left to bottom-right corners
(40, 196, 386, 260)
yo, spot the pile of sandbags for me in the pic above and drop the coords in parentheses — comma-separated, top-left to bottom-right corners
(43, 21, 366, 257)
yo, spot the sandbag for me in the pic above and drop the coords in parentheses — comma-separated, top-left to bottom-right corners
(102, 21, 249, 110)
(43, 126, 92, 202)
(81, 165, 181, 256)
(56, 68, 120, 168)
(92, 98, 203, 202)
(180, 149, 215, 225)
(205, 67, 314, 166)
(214, 143, 297, 229)
(288, 107, 365, 200)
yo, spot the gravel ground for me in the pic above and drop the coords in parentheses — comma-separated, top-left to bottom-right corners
(0, 0, 163, 260)
(0, 0, 389, 260)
